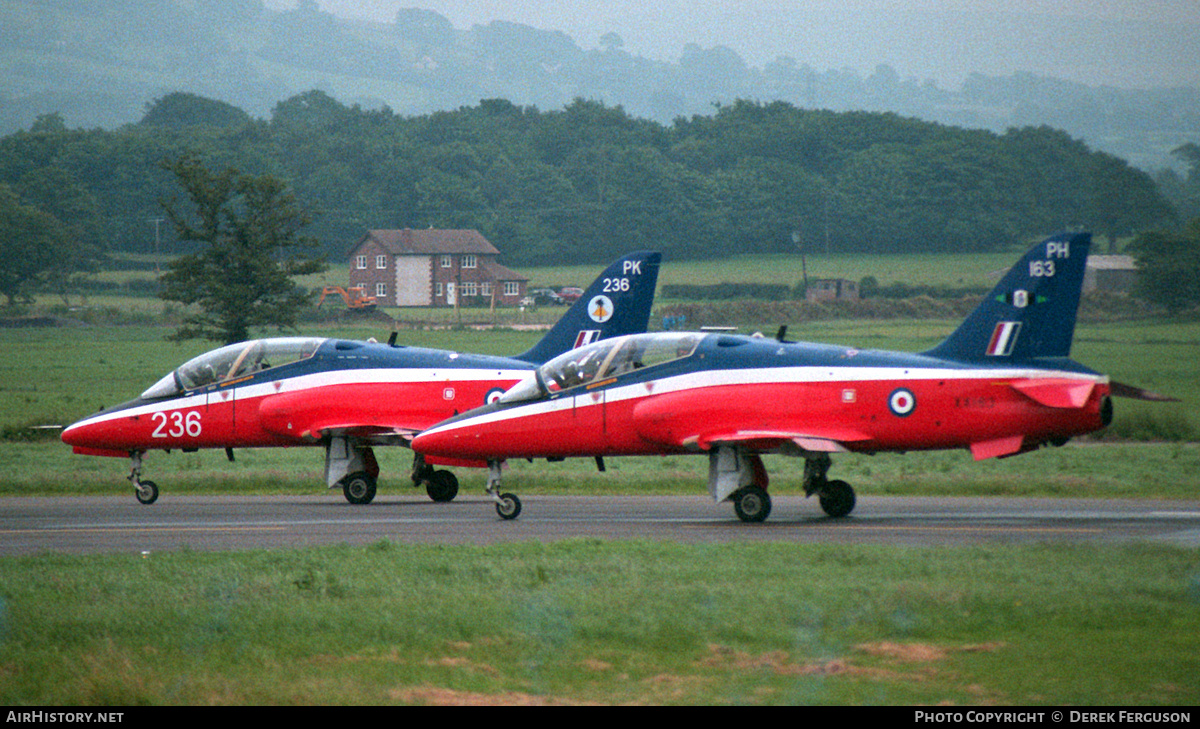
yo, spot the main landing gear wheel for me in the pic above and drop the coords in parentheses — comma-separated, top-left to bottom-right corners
(341, 471, 377, 505)
(494, 492, 522, 520)
(134, 479, 159, 505)
(818, 479, 856, 518)
(732, 486, 772, 523)
(425, 469, 459, 502)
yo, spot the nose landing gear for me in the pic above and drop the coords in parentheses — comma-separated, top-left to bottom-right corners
(486, 460, 521, 520)
(128, 451, 159, 505)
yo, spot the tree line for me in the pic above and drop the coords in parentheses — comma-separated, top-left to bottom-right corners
(0, 91, 1181, 286)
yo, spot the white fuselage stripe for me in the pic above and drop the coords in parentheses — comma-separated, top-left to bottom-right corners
(429, 365, 1106, 434)
(64, 368, 534, 432)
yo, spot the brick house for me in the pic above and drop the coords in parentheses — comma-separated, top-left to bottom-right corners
(348, 229, 528, 307)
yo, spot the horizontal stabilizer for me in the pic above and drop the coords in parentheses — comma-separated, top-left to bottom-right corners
(1110, 380, 1179, 402)
(1011, 379, 1096, 409)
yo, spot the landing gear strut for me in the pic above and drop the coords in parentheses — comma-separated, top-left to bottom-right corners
(325, 437, 380, 504)
(486, 460, 521, 520)
(128, 451, 159, 505)
(804, 453, 856, 518)
(709, 447, 772, 522)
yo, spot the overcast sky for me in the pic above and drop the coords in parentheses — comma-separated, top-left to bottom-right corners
(266, 0, 1200, 89)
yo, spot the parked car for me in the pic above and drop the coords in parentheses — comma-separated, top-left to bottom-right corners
(558, 286, 584, 303)
(521, 288, 564, 306)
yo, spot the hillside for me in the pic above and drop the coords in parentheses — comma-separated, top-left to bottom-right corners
(1, 0, 1197, 171)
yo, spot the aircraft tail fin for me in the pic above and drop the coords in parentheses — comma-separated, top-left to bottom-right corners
(923, 232, 1091, 362)
(515, 251, 661, 363)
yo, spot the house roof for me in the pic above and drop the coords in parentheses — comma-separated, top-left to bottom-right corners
(481, 258, 529, 282)
(1086, 255, 1137, 271)
(356, 229, 500, 256)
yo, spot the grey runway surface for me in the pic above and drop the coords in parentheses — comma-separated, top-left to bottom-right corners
(3, 493, 1200, 555)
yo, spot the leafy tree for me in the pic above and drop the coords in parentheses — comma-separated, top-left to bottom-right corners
(16, 166, 104, 302)
(158, 156, 326, 344)
(1156, 143, 1200, 223)
(1128, 218, 1200, 313)
(140, 92, 252, 129)
(0, 184, 69, 306)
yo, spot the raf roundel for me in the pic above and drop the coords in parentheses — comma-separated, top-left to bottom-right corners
(485, 387, 506, 405)
(888, 387, 916, 417)
(588, 295, 614, 323)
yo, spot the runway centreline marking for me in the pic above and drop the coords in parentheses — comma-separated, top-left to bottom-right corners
(0, 526, 290, 535)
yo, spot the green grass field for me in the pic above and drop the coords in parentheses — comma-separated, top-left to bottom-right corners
(1, 540, 1198, 705)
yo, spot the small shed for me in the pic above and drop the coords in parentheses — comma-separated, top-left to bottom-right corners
(805, 278, 860, 303)
(1084, 255, 1138, 293)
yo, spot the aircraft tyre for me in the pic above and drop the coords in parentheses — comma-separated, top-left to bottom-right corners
(495, 492, 521, 520)
(733, 486, 771, 523)
(819, 479, 855, 518)
(342, 471, 377, 505)
(425, 470, 459, 502)
(134, 479, 159, 505)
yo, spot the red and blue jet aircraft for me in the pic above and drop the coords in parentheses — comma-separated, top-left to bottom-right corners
(412, 232, 1170, 522)
(62, 251, 661, 513)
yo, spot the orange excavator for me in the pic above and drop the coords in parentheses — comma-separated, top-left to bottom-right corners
(316, 286, 378, 311)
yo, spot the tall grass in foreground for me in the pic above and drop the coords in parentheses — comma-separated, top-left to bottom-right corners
(0, 540, 1197, 705)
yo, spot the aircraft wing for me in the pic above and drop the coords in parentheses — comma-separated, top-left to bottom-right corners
(690, 428, 872, 455)
(311, 422, 422, 442)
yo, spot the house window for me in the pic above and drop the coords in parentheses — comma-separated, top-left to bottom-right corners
(505, 282, 520, 297)
(440, 255, 452, 268)
(462, 254, 477, 269)
(375, 255, 387, 269)
(463, 282, 478, 297)
(356, 255, 367, 270)
(375, 283, 387, 298)
(435, 282, 444, 298)
(481, 282, 492, 297)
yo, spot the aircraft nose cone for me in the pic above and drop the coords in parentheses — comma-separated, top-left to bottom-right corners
(62, 413, 114, 450)
(61, 416, 96, 447)
(60, 398, 151, 455)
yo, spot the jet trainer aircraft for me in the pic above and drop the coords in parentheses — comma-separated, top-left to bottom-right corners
(412, 233, 1171, 522)
(62, 251, 661, 510)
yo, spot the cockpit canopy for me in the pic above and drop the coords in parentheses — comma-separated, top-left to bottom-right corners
(501, 332, 702, 404)
(140, 338, 325, 399)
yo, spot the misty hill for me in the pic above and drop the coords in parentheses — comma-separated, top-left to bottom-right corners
(1, 0, 1197, 171)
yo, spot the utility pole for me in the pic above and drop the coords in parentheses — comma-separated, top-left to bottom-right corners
(793, 229, 808, 297)
(150, 217, 164, 276)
